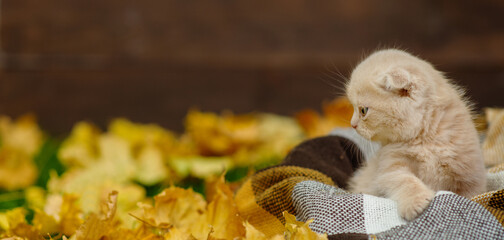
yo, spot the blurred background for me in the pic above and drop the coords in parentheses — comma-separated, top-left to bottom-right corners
(1, 0, 503, 135)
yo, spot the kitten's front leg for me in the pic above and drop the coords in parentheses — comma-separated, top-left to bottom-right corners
(377, 164, 435, 221)
(348, 163, 376, 195)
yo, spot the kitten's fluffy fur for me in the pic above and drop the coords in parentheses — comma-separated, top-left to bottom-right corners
(346, 49, 486, 220)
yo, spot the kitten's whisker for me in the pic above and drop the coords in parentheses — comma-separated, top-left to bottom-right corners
(319, 78, 345, 96)
(333, 115, 352, 124)
(327, 68, 349, 84)
(325, 65, 350, 85)
(319, 74, 347, 96)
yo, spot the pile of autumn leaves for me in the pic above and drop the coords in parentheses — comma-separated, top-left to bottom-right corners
(0, 98, 353, 240)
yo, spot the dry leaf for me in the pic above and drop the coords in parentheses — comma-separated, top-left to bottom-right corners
(202, 175, 245, 239)
(58, 122, 101, 168)
(0, 114, 43, 156)
(283, 211, 327, 240)
(134, 144, 168, 185)
(0, 115, 42, 190)
(0, 208, 41, 239)
(32, 194, 83, 236)
(108, 118, 176, 150)
(163, 227, 197, 240)
(185, 110, 259, 156)
(0, 148, 38, 190)
(134, 187, 206, 233)
(243, 221, 284, 240)
(169, 156, 232, 179)
(0, 208, 27, 231)
(296, 97, 353, 138)
(74, 191, 118, 240)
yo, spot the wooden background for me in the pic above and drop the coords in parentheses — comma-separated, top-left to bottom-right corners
(1, 0, 503, 134)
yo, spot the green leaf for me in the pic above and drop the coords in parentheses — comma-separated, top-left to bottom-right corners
(0, 190, 25, 210)
(33, 138, 65, 188)
(139, 182, 167, 198)
(176, 177, 206, 198)
(225, 167, 250, 182)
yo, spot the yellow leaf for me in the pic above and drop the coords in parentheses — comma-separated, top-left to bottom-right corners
(322, 97, 353, 128)
(7, 223, 40, 240)
(243, 221, 267, 240)
(0, 114, 43, 156)
(31, 209, 59, 234)
(0, 208, 26, 231)
(243, 221, 284, 240)
(163, 227, 196, 240)
(134, 187, 206, 233)
(58, 121, 100, 167)
(0, 148, 38, 190)
(103, 224, 161, 240)
(32, 194, 83, 236)
(24, 186, 46, 210)
(283, 211, 327, 240)
(185, 110, 259, 156)
(50, 134, 139, 211)
(135, 144, 168, 185)
(0, 208, 41, 239)
(295, 97, 353, 138)
(74, 191, 118, 240)
(1, 237, 25, 240)
(201, 176, 245, 239)
(169, 156, 232, 179)
(108, 118, 176, 149)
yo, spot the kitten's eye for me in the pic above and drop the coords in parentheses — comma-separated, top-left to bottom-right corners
(359, 107, 368, 117)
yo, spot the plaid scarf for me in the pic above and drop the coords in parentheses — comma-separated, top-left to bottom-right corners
(236, 135, 504, 239)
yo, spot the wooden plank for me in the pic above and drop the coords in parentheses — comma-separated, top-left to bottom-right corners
(1, 0, 503, 134)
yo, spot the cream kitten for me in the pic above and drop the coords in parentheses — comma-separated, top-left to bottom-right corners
(346, 49, 486, 220)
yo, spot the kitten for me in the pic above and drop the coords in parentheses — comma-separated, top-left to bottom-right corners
(346, 49, 486, 220)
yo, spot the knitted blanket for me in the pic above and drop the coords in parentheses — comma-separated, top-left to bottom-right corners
(235, 135, 504, 239)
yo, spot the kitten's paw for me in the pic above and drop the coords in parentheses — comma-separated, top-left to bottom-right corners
(398, 190, 435, 221)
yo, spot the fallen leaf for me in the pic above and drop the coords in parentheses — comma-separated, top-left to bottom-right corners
(134, 187, 206, 234)
(295, 97, 353, 138)
(74, 191, 118, 240)
(283, 211, 327, 240)
(243, 221, 284, 240)
(202, 175, 245, 239)
(32, 194, 83, 236)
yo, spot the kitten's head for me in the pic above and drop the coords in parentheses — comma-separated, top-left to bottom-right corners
(346, 49, 436, 144)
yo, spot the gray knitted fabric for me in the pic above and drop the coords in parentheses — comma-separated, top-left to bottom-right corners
(293, 180, 504, 239)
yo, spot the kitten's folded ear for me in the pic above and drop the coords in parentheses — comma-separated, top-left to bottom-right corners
(379, 67, 414, 97)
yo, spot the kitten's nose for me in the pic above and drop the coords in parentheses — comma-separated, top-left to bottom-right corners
(351, 124, 357, 129)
